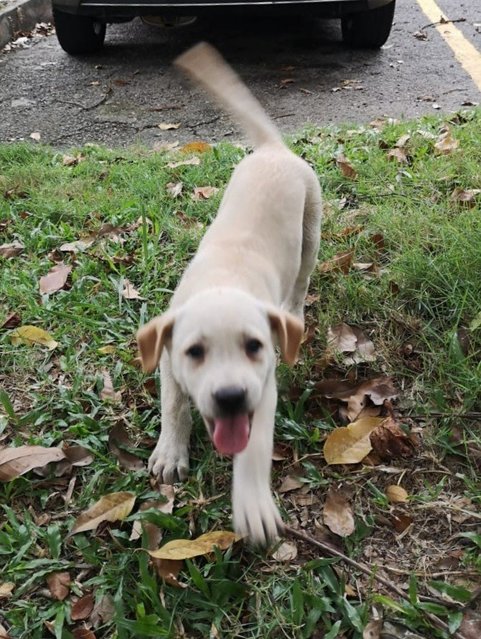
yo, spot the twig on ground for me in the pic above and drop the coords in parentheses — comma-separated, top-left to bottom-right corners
(421, 18, 466, 31)
(285, 525, 469, 639)
(56, 87, 112, 111)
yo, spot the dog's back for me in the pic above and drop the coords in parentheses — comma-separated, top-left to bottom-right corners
(175, 42, 283, 149)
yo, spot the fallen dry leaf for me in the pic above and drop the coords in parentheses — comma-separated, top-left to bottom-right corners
(0, 582, 15, 598)
(370, 416, 416, 461)
(180, 141, 212, 154)
(278, 475, 304, 493)
(459, 610, 481, 639)
(167, 182, 183, 198)
(271, 541, 298, 561)
(158, 122, 181, 130)
(100, 370, 122, 402)
(363, 618, 382, 639)
(73, 629, 97, 639)
(59, 238, 94, 253)
(387, 147, 408, 163)
(192, 186, 219, 200)
(46, 572, 70, 601)
(386, 485, 409, 504)
(450, 187, 481, 207)
(0, 623, 11, 639)
(39, 262, 71, 294)
(1, 313, 21, 329)
(0, 445, 66, 481)
(108, 423, 144, 471)
(319, 250, 354, 274)
(323, 416, 385, 465)
(336, 153, 357, 179)
(434, 127, 459, 155)
(122, 279, 143, 300)
(0, 241, 24, 258)
(391, 511, 413, 533)
(149, 531, 239, 561)
(71, 593, 94, 621)
(70, 491, 136, 535)
(323, 488, 355, 537)
(90, 594, 115, 627)
(327, 323, 376, 365)
(63, 445, 95, 467)
(10, 325, 58, 349)
(167, 157, 201, 169)
(151, 557, 186, 588)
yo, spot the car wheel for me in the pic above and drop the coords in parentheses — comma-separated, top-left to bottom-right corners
(341, 1, 396, 48)
(53, 8, 106, 54)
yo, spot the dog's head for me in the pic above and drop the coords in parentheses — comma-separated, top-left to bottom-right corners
(137, 288, 303, 456)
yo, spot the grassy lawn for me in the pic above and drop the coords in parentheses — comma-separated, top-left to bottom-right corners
(1, 108, 481, 639)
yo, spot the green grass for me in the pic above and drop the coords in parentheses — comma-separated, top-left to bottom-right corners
(1, 108, 481, 639)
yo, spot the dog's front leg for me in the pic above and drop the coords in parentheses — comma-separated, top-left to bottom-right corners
(148, 351, 192, 483)
(232, 371, 283, 545)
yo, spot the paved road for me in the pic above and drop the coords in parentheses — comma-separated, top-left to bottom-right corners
(0, 0, 479, 147)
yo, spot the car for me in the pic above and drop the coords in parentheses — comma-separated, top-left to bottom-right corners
(52, 0, 396, 55)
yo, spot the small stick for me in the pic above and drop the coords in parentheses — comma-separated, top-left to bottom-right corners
(285, 525, 469, 639)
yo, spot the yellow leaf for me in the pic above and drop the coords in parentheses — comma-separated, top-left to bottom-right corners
(180, 141, 212, 154)
(386, 485, 409, 504)
(323, 417, 385, 465)
(10, 325, 58, 350)
(70, 492, 136, 535)
(149, 530, 240, 560)
(98, 345, 116, 355)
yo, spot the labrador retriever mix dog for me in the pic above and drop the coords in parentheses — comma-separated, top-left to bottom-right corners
(137, 42, 322, 545)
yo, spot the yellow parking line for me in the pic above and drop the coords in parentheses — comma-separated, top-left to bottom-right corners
(416, 0, 481, 92)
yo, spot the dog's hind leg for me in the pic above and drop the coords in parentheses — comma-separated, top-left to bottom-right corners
(288, 176, 322, 321)
(148, 351, 192, 483)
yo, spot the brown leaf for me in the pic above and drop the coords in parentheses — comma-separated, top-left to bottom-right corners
(278, 475, 304, 493)
(90, 594, 115, 627)
(391, 511, 413, 533)
(387, 148, 408, 163)
(167, 157, 201, 169)
(73, 629, 97, 639)
(323, 417, 385, 465)
(70, 491, 136, 535)
(336, 154, 357, 179)
(108, 424, 144, 471)
(317, 376, 397, 422)
(386, 485, 408, 504)
(1, 313, 21, 329)
(0, 623, 12, 639)
(319, 250, 353, 274)
(192, 186, 219, 200)
(46, 572, 70, 601)
(369, 416, 416, 462)
(151, 557, 186, 588)
(122, 279, 143, 300)
(0, 582, 15, 598)
(271, 541, 298, 561)
(63, 445, 94, 467)
(0, 241, 24, 258)
(39, 262, 71, 294)
(0, 445, 66, 481)
(323, 488, 355, 537)
(166, 182, 183, 198)
(100, 370, 122, 402)
(327, 324, 376, 365)
(459, 610, 481, 639)
(434, 128, 459, 155)
(59, 238, 94, 253)
(395, 134, 411, 148)
(71, 593, 94, 621)
(363, 619, 383, 639)
(450, 188, 481, 207)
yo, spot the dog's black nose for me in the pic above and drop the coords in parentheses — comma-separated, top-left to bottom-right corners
(213, 386, 247, 414)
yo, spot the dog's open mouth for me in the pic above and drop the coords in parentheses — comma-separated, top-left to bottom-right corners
(208, 414, 252, 455)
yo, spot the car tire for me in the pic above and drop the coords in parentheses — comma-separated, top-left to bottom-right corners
(341, 1, 396, 48)
(53, 8, 106, 54)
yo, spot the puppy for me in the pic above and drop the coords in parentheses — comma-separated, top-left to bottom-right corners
(137, 42, 322, 545)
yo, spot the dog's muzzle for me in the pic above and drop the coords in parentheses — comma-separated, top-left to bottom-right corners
(208, 386, 251, 455)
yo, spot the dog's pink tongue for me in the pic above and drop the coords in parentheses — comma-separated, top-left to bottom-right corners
(213, 415, 250, 455)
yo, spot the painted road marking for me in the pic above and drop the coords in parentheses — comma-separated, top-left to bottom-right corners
(416, 0, 481, 92)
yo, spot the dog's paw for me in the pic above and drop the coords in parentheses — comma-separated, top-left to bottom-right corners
(233, 488, 284, 546)
(148, 438, 189, 484)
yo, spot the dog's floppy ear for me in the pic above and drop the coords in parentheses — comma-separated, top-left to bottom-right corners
(137, 313, 175, 373)
(267, 307, 304, 366)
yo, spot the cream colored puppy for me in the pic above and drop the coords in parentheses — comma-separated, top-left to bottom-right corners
(137, 42, 322, 545)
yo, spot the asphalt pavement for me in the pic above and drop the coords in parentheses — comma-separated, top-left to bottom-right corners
(0, 0, 479, 147)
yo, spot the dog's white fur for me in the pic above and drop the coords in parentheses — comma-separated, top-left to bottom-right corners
(137, 42, 322, 545)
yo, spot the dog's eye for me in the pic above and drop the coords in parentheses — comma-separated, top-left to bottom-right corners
(245, 338, 263, 356)
(186, 344, 205, 360)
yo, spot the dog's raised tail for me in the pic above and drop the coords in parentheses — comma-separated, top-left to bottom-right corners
(175, 42, 282, 149)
